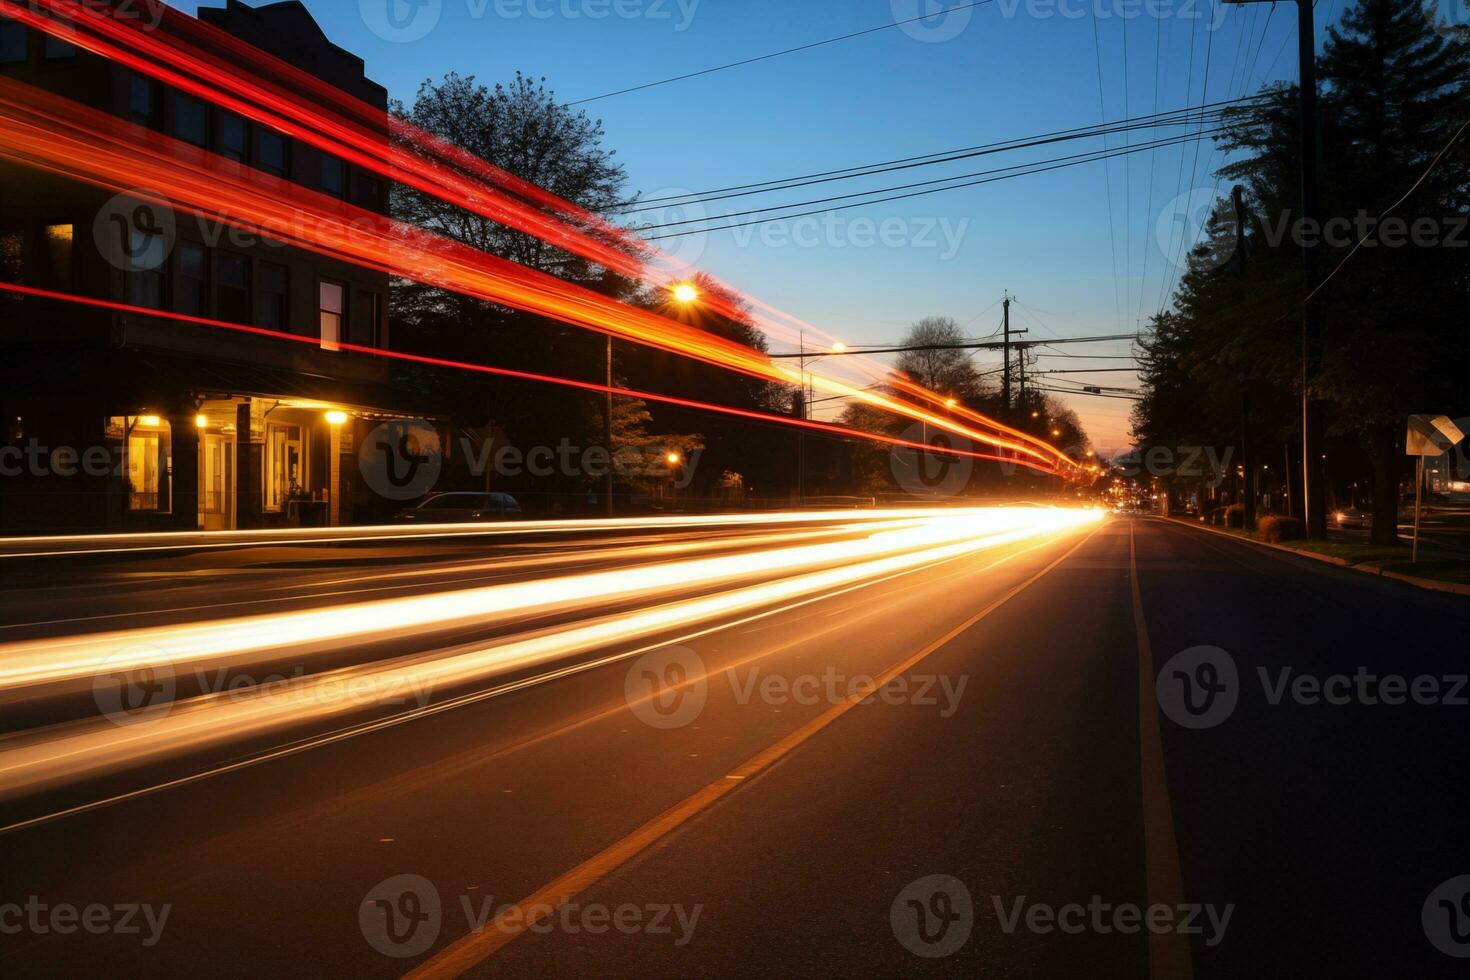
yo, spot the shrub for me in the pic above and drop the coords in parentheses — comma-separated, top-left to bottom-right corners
(1225, 504, 1245, 528)
(1258, 514, 1304, 543)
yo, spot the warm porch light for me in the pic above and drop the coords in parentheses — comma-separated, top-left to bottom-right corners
(326, 411, 349, 425)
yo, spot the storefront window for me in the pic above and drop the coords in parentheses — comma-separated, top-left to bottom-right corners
(264, 422, 304, 513)
(111, 416, 170, 513)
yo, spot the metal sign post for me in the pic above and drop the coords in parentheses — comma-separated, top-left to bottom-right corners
(1405, 415, 1467, 563)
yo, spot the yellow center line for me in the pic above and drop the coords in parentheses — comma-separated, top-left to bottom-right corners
(1130, 519, 1194, 980)
(403, 522, 1104, 980)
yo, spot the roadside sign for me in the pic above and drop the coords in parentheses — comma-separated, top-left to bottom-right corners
(1405, 415, 1466, 563)
(1405, 414, 1465, 456)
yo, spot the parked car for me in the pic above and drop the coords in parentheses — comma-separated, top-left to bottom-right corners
(394, 492, 523, 523)
(1332, 506, 1370, 529)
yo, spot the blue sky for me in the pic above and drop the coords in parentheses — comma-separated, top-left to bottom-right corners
(180, 0, 1350, 451)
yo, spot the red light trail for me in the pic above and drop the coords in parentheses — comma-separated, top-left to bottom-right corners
(0, 281, 1065, 476)
(0, 0, 1081, 473)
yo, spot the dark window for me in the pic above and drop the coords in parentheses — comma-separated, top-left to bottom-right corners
(217, 252, 250, 324)
(129, 75, 161, 129)
(319, 155, 346, 198)
(350, 290, 381, 347)
(256, 128, 287, 178)
(0, 225, 24, 284)
(352, 173, 383, 212)
(121, 222, 165, 310)
(177, 242, 208, 316)
(256, 261, 288, 331)
(43, 35, 75, 59)
(0, 23, 26, 64)
(220, 114, 248, 163)
(172, 95, 209, 148)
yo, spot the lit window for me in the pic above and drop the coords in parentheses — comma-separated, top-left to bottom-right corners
(43, 223, 73, 289)
(264, 423, 304, 513)
(115, 415, 170, 513)
(319, 280, 343, 351)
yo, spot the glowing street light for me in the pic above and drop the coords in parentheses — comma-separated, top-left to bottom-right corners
(945, 398, 958, 409)
(671, 282, 699, 304)
(666, 452, 683, 466)
(831, 342, 847, 354)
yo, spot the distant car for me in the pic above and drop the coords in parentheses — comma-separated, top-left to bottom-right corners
(394, 492, 522, 523)
(1332, 506, 1370, 529)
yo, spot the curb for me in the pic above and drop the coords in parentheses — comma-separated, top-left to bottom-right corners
(1156, 516, 1470, 598)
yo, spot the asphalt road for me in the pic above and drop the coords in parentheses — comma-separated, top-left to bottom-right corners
(1, 515, 1467, 978)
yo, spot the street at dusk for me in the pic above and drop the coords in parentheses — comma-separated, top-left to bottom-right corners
(1, 0, 1468, 976)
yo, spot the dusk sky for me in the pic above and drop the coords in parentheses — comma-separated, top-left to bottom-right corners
(180, 0, 1348, 451)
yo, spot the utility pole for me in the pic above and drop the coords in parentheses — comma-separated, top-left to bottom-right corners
(1001, 293, 1012, 415)
(1224, 0, 1323, 536)
(1017, 343, 1026, 417)
(1232, 185, 1256, 531)
(605, 334, 614, 517)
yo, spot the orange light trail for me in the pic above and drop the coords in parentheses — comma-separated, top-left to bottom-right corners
(0, 2, 1081, 471)
(0, 75, 1070, 470)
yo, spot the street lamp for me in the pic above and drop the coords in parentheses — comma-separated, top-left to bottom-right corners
(831, 341, 847, 354)
(671, 282, 699, 304)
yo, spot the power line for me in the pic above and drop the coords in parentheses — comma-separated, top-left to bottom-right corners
(614, 97, 1264, 213)
(644, 129, 1226, 241)
(566, 0, 995, 106)
(1091, 7, 1124, 336)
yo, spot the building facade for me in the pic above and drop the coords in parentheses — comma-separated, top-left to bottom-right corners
(0, 0, 443, 533)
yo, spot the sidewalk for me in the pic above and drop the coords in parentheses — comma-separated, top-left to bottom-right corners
(1160, 516, 1470, 598)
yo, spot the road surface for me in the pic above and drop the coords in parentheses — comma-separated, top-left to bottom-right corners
(1, 512, 1467, 977)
